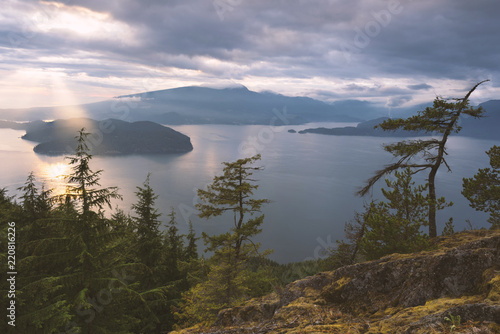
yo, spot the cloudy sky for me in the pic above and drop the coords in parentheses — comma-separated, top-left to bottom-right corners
(1, 0, 499, 109)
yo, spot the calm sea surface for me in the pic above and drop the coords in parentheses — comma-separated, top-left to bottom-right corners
(0, 123, 496, 263)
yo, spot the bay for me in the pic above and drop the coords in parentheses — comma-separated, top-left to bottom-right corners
(0, 123, 495, 263)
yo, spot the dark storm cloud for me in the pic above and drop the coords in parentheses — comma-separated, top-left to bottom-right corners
(2, 0, 500, 106)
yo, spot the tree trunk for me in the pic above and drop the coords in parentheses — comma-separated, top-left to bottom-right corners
(428, 167, 438, 238)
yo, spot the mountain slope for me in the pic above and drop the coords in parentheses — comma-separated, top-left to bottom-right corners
(459, 100, 500, 139)
(106, 86, 363, 124)
(1, 86, 369, 124)
(173, 230, 500, 334)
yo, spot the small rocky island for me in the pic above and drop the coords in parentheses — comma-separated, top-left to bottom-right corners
(21, 118, 193, 155)
(297, 117, 423, 137)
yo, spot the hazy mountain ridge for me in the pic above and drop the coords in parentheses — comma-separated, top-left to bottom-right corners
(20, 118, 193, 156)
(112, 85, 363, 124)
(0, 85, 415, 124)
(295, 100, 500, 140)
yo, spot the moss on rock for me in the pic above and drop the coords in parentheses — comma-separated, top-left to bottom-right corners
(172, 230, 500, 334)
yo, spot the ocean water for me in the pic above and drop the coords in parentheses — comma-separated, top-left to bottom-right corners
(0, 123, 495, 263)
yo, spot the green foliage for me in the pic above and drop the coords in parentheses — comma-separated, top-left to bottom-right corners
(355, 168, 436, 260)
(17, 172, 53, 221)
(359, 201, 429, 260)
(322, 240, 358, 271)
(177, 154, 271, 325)
(165, 208, 184, 282)
(132, 173, 164, 279)
(132, 173, 161, 239)
(358, 81, 488, 238)
(277, 259, 324, 285)
(462, 145, 500, 229)
(184, 220, 198, 261)
(1, 129, 206, 333)
(442, 217, 456, 236)
(60, 128, 122, 216)
(11, 130, 152, 333)
(444, 312, 461, 333)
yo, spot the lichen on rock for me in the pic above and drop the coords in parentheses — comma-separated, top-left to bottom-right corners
(172, 230, 500, 334)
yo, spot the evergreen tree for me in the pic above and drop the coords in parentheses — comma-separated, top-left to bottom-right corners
(15, 130, 147, 333)
(196, 154, 270, 261)
(462, 145, 500, 229)
(355, 168, 441, 260)
(176, 155, 270, 325)
(442, 218, 456, 236)
(110, 208, 135, 234)
(358, 80, 488, 237)
(165, 208, 183, 282)
(0, 190, 23, 334)
(184, 220, 198, 261)
(182, 154, 270, 320)
(17, 172, 39, 219)
(17, 173, 54, 242)
(328, 210, 369, 268)
(132, 173, 163, 276)
(61, 128, 122, 217)
(130, 174, 173, 333)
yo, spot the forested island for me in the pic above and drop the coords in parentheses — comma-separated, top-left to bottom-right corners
(19, 118, 193, 155)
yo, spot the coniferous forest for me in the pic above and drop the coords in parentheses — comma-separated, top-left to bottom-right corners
(1, 86, 499, 333)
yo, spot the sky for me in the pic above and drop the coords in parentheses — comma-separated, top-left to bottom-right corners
(1, 0, 500, 109)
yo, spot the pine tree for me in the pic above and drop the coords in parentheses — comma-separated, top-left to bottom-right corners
(357, 168, 441, 260)
(462, 145, 500, 229)
(196, 154, 270, 262)
(358, 80, 488, 237)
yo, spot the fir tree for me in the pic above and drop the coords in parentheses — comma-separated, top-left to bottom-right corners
(165, 208, 183, 282)
(180, 154, 271, 321)
(132, 173, 163, 275)
(61, 128, 122, 217)
(16, 130, 147, 333)
(184, 220, 198, 261)
(462, 145, 500, 229)
(17, 173, 54, 242)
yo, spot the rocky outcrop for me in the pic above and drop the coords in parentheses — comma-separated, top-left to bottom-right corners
(321, 231, 500, 311)
(173, 230, 500, 333)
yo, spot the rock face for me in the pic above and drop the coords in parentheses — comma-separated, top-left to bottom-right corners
(173, 230, 500, 334)
(21, 118, 193, 155)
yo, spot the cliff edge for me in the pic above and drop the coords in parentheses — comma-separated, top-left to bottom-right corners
(174, 230, 500, 333)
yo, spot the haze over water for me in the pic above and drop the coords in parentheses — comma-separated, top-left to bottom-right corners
(0, 123, 495, 263)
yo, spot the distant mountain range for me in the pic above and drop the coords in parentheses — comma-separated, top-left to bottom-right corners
(0, 85, 420, 125)
(1, 85, 497, 140)
(294, 100, 500, 140)
(20, 118, 193, 156)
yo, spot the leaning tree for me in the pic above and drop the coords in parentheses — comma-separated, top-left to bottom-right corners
(358, 80, 489, 238)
